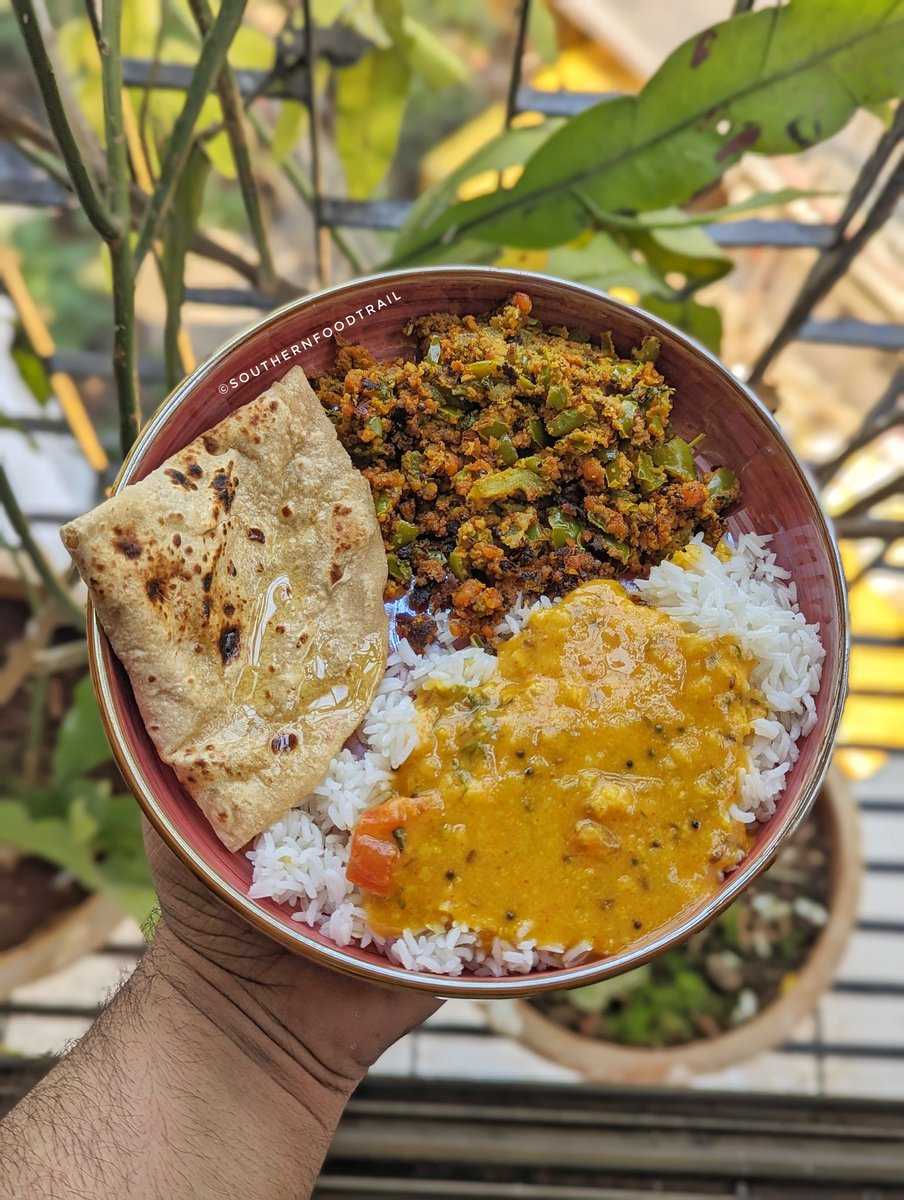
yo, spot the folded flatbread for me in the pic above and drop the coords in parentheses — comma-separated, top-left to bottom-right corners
(62, 366, 387, 851)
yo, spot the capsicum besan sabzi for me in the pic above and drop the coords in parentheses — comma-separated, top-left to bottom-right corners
(314, 293, 739, 647)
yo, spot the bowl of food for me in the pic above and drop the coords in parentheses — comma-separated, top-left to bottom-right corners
(68, 266, 848, 996)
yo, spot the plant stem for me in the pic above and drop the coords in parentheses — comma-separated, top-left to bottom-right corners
(247, 108, 366, 275)
(138, 0, 169, 163)
(187, 0, 277, 292)
(10, 0, 117, 242)
(99, 0, 141, 458)
(133, 0, 248, 271)
(0, 466, 85, 629)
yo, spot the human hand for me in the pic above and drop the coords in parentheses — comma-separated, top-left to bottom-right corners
(143, 821, 442, 1097)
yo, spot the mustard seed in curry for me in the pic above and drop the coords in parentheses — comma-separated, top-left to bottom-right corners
(350, 581, 765, 957)
(316, 294, 738, 646)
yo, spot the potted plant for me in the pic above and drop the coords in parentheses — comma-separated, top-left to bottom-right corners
(485, 769, 860, 1083)
(0, 553, 154, 1000)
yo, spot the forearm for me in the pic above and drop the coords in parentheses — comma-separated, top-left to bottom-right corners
(0, 928, 356, 1200)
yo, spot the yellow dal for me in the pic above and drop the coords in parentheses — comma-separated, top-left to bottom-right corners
(364, 581, 763, 954)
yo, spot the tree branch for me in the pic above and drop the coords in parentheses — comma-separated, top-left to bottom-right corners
(0, 466, 85, 629)
(187, 0, 277, 292)
(10, 0, 118, 242)
(133, 0, 248, 270)
(99, 0, 141, 457)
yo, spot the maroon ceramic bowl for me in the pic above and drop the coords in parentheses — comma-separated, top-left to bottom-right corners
(89, 267, 849, 997)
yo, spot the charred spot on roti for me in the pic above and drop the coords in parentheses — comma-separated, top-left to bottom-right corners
(227, 560, 237, 576)
(281, 505, 292, 518)
(210, 467, 237, 512)
(330, 562, 344, 584)
(172, 533, 182, 547)
(148, 674, 156, 683)
(146, 578, 164, 603)
(202, 597, 211, 623)
(223, 602, 236, 617)
(247, 527, 265, 543)
(187, 463, 203, 478)
(202, 571, 213, 592)
(271, 731, 298, 753)
(115, 536, 142, 559)
(202, 434, 218, 454)
(165, 468, 197, 491)
(218, 624, 241, 666)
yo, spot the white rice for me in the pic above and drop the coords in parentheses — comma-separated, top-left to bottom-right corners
(248, 533, 824, 976)
(634, 532, 825, 822)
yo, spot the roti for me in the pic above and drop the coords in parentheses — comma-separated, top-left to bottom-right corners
(62, 366, 388, 851)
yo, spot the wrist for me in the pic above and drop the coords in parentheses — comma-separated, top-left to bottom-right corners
(146, 919, 363, 1108)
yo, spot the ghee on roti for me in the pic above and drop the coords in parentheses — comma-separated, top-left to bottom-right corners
(62, 366, 388, 851)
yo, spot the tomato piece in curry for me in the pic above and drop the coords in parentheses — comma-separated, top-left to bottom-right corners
(348, 580, 765, 956)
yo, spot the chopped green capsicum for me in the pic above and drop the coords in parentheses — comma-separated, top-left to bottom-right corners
(496, 435, 519, 466)
(635, 451, 666, 494)
(373, 491, 393, 516)
(651, 436, 698, 481)
(449, 548, 468, 580)
(598, 534, 632, 564)
(548, 507, 584, 549)
(605, 458, 630, 489)
(616, 398, 638, 437)
(547, 409, 588, 437)
(631, 334, 660, 364)
(466, 359, 503, 378)
(706, 467, 737, 501)
(391, 520, 419, 548)
(387, 554, 412, 584)
(528, 417, 548, 447)
(546, 384, 570, 410)
(425, 335, 442, 364)
(476, 418, 510, 441)
(467, 468, 552, 504)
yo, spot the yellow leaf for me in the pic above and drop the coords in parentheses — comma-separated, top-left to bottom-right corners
(228, 25, 276, 71)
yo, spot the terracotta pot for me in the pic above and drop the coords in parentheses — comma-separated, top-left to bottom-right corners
(485, 768, 860, 1082)
(0, 888, 123, 1000)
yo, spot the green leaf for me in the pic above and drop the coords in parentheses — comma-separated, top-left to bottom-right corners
(52, 675, 113, 787)
(402, 16, 468, 86)
(321, 0, 392, 47)
(335, 46, 411, 198)
(629, 220, 731, 289)
(11, 342, 52, 407)
(395, 1, 904, 258)
(546, 232, 666, 296)
(389, 123, 559, 265)
(271, 100, 309, 163)
(641, 293, 723, 355)
(0, 798, 105, 889)
(0, 792, 155, 925)
(595, 187, 837, 231)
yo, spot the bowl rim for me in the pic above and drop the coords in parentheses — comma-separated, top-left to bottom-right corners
(87, 264, 851, 998)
